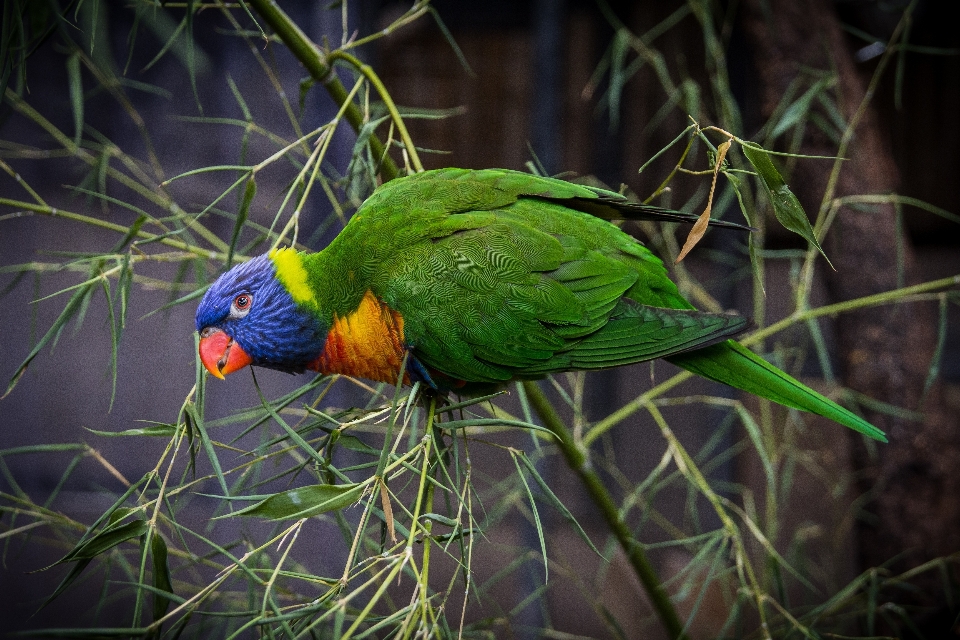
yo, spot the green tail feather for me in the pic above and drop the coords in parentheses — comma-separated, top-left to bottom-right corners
(666, 340, 887, 442)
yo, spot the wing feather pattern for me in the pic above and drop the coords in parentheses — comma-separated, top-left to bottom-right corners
(372, 187, 747, 384)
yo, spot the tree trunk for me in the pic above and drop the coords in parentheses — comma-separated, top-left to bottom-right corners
(739, 0, 959, 593)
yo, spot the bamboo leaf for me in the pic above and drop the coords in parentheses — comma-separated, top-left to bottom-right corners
(4, 282, 93, 398)
(771, 76, 833, 138)
(333, 433, 379, 455)
(100, 277, 119, 410)
(436, 418, 555, 436)
(0, 443, 89, 455)
(225, 483, 365, 520)
(921, 294, 949, 401)
(141, 284, 209, 319)
(346, 114, 390, 202)
(427, 8, 474, 77)
(86, 423, 179, 438)
(432, 528, 476, 544)
(515, 452, 602, 557)
(420, 513, 460, 528)
(184, 400, 228, 497)
(298, 75, 313, 115)
(66, 52, 83, 146)
(36, 559, 92, 613)
(150, 531, 174, 622)
(512, 452, 547, 582)
(724, 171, 765, 295)
(55, 519, 149, 565)
(607, 29, 630, 130)
(741, 142, 833, 267)
(228, 174, 256, 268)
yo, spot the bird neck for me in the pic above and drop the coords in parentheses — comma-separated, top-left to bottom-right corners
(270, 247, 409, 384)
(270, 246, 364, 320)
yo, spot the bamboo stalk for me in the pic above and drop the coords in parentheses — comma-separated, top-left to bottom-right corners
(245, 0, 401, 182)
(522, 380, 690, 640)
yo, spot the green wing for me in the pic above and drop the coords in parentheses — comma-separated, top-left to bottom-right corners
(368, 189, 745, 383)
(384, 168, 752, 229)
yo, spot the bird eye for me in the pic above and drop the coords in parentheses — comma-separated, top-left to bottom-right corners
(231, 293, 253, 318)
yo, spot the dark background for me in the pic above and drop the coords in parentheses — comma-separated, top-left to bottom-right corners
(1, 0, 957, 636)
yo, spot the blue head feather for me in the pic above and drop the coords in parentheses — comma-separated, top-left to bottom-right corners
(195, 255, 327, 374)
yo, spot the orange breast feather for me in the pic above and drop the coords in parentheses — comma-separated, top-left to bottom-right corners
(310, 291, 408, 384)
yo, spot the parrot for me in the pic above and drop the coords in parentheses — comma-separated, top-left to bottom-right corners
(195, 168, 885, 442)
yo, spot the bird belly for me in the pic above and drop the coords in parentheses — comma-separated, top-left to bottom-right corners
(309, 290, 409, 384)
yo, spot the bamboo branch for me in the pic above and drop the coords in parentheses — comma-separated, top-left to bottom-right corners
(0, 197, 230, 261)
(328, 50, 424, 173)
(522, 380, 690, 640)
(245, 0, 401, 182)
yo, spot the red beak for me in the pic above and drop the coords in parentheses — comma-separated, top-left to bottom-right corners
(198, 328, 253, 379)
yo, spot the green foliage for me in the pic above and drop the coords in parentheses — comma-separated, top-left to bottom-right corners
(1, 1, 958, 639)
(739, 143, 830, 267)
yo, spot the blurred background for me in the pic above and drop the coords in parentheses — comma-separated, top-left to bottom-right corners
(1, 0, 958, 636)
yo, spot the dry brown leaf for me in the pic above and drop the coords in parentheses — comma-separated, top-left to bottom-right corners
(379, 479, 397, 544)
(676, 138, 732, 263)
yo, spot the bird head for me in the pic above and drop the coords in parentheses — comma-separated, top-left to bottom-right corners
(195, 254, 327, 378)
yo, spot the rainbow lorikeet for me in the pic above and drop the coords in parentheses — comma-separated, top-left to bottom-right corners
(195, 168, 885, 442)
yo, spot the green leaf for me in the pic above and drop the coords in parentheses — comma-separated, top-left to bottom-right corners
(107, 507, 139, 527)
(5, 282, 93, 398)
(419, 513, 460, 528)
(298, 76, 314, 115)
(0, 443, 89, 455)
(116, 252, 132, 331)
(86, 423, 179, 438)
(436, 418, 555, 436)
(226, 483, 365, 520)
(141, 284, 209, 319)
(184, 400, 228, 497)
(36, 558, 93, 612)
(515, 453, 602, 557)
(150, 531, 174, 622)
(434, 391, 508, 414)
(921, 295, 949, 401)
(512, 452, 547, 582)
(55, 519, 149, 566)
(228, 174, 255, 268)
(66, 52, 83, 146)
(771, 77, 832, 138)
(740, 142, 832, 267)
(432, 528, 477, 544)
(346, 115, 390, 202)
(724, 171, 764, 295)
(607, 29, 631, 130)
(332, 433, 379, 455)
(427, 8, 474, 77)
(100, 278, 119, 410)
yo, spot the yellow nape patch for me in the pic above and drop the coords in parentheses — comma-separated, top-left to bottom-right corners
(269, 247, 314, 307)
(312, 291, 408, 385)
